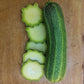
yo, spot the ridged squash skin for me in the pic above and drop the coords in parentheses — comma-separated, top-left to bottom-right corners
(43, 2, 67, 83)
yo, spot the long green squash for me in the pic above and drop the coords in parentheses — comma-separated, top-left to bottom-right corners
(43, 2, 67, 82)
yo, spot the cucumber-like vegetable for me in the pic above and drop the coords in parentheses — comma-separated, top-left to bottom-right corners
(43, 2, 67, 82)
(26, 23, 46, 42)
(23, 50, 45, 64)
(21, 59, 44, 80)
(25, 41, 47, 53)
(22, 3, 43, 26)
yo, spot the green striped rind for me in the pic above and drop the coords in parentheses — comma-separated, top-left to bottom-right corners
(53, 3, 67, 81)
(43, 2, 67, 83)
(22, 3, 43, 26)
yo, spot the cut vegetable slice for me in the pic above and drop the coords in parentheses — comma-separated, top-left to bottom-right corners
(21, 60, 44, 80)
(22, 3, 43, 26)
(25, 41, 47, 53)
(23, 50, 45, 64)
(26, 23, 46, 42)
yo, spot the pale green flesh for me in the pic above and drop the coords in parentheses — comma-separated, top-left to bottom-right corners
(25, 41, 47, 53)
(23, 50, 45, 64)
(22, 3, 43, 26)
(26, 23, 46, 42)
(21, 60, 44, 80)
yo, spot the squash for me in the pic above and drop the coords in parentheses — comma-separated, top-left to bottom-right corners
(43, 2, 67, 82)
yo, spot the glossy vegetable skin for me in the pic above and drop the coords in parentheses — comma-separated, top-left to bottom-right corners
(43, 2, 67, 82)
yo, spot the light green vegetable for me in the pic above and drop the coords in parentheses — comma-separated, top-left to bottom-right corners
(22, 3, 43, 26)
(23, 50, 45, 64)
(25, 41, 47, 53)
(26, 23, 46, 43)
(21, 60, 44, 80)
